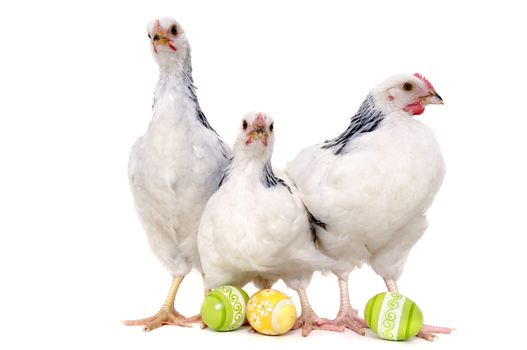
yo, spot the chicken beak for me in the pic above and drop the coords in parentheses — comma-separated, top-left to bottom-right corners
(152, 33, 169, 45)
(158, 36, 170, 46)
(246, 132, 268, 146)
(246, 114, 269, 146)
(422, 91, 444, 105)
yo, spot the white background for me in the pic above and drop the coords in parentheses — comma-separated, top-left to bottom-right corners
(1, 0, 526, 348)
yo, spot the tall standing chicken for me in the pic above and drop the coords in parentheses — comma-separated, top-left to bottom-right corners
(198, 112, 344, 336)
(286, 73, 451, 340)
(123, 18, 230, 331)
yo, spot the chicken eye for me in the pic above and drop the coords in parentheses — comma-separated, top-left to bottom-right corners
(242, 120, 248, 130)
(269, 123, 274, 132)
(403, 82, 413, 91)
(170, 25, 178, 35)
(148, 33, 151, 39)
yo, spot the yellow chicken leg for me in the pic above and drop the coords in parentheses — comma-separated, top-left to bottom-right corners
(122, 276, 192, 331)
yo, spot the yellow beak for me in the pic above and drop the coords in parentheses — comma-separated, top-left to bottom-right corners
(157, 36, 169, 46)
(422, 91, 444, 105)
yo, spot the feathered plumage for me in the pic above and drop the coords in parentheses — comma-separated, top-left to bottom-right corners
(286, 73, 447, 339)
(198, 112, 342, 336)
(124, 17, 230, 331)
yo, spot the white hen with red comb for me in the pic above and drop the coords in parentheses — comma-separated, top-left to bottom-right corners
(286, 73, 449, 340)
(198, 112, 345, 336)
(124, 18, 230, 331)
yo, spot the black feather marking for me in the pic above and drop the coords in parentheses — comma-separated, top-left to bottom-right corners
(261, 161, 291, 193)
(322, 94, 385, 155)
(218, 156, 234, 188)
(182, 53, 229, 159)
(306, 208, 326, 243)
(308, 211, 327, 230)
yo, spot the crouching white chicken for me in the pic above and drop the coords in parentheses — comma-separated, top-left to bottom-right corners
(123, 18, 230, 331)
(286, 73, 452, 340)
(198, 112, 344, 336)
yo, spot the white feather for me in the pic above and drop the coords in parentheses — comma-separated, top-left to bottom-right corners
(286, 74, 445, 281)
(128, 19, 229, 277)
(198, 112, 336, 291)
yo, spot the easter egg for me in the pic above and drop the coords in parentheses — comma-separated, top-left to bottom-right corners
(364, 292, 423, 341)
(200, 285, 249, 331)
(246, 289, 297, 335)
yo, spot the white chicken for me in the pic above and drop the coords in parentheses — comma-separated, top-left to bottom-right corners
(123, 18, 230, 331)
(286, 73, 451, 340)
(198, 112, 343, 336)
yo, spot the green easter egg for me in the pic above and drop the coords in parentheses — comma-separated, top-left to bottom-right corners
(364, 292, 423, 341)
(200, 285, 249, 331)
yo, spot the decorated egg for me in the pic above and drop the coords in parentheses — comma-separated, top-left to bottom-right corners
(246, 289, 297, 335)
(364, 292, 424, 341)
(200, 285, 249, 331)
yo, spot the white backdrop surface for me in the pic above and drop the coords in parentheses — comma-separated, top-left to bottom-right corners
(1, 1, 525, 348)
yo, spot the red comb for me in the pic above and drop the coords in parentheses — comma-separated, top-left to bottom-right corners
(414, 73, 434, 90)
(154, 20, 162, 33)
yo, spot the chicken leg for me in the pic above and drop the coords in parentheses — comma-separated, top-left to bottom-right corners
(384, 278, 453, 341)
(122, 276, 192, 331)
(293, 288, 347, 336)
(318, 274, 367, 335)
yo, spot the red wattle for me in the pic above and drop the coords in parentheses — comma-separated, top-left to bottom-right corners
(403, 102, 425, 116)
(168, 43, 177, 51)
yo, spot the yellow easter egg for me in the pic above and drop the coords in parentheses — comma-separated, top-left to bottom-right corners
(246, 289, 297, 335)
